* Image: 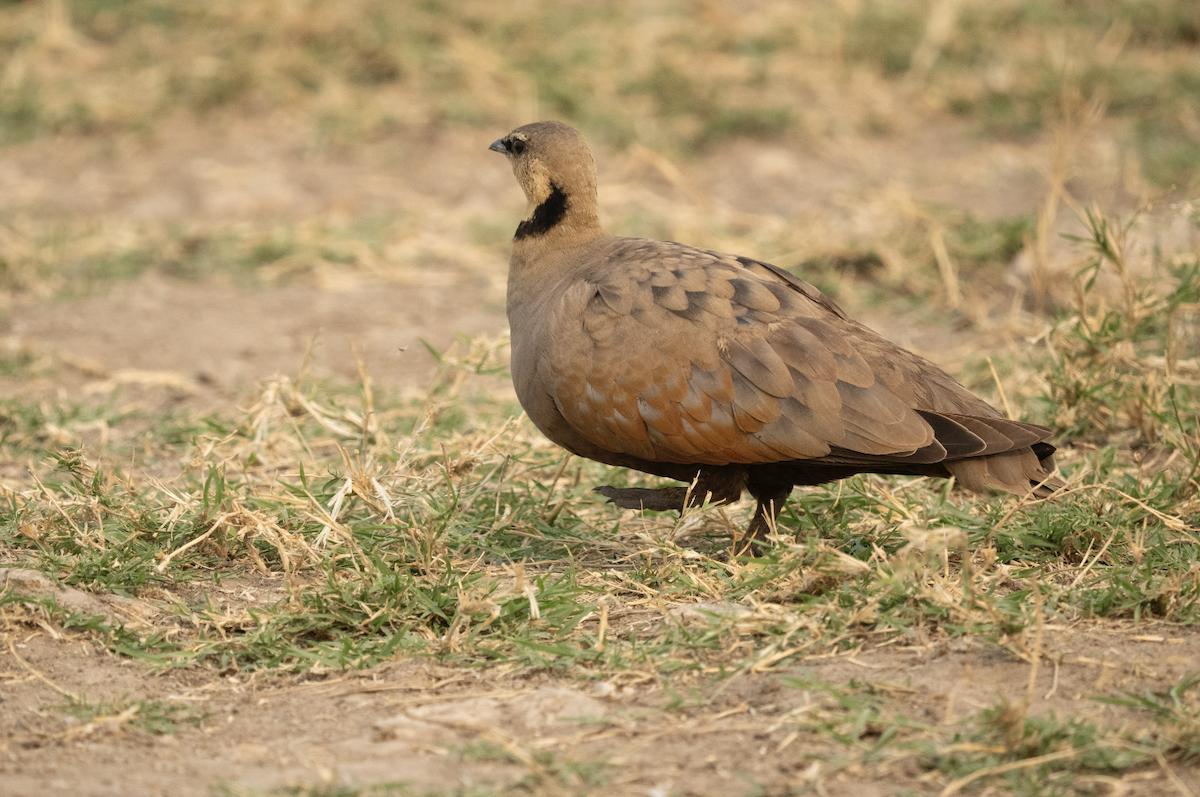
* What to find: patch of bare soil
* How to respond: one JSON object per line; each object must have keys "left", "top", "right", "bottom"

{"left": 0, "top": 117, "right": 515, "bottom": 225}
{"left": 2, "top": 272, "right": 505, "bottom": 411}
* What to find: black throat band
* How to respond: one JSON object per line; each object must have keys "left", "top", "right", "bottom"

{"left": 515, "top": 183, "right": 568, "bottom": 239}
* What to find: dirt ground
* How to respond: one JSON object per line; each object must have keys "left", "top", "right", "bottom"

{"left": 2, "top": 115, "right": 1197, "bottom": 795}
{"left": 4, "top": 567, "right": 1200, "bottom": 797}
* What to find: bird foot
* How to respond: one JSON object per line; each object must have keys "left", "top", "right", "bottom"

{"left": 594, "top": 486, "right": 689, "bottom": 512}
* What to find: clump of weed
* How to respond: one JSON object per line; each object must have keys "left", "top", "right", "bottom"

{"left": 1040, "top": 207, "right": 1200, "bottom": 459}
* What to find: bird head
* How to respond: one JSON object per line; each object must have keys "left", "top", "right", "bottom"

{"left": 489, "top": 121, "right": 601, "bottom": 241}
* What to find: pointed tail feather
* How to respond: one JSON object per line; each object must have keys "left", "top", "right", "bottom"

{"left": 944, "top": 447, "right": 1063, "bottom": 498}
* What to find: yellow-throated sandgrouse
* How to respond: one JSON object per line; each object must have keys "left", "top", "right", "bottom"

{"left": 490, "top": 121, "right": 1061, "bottom": 553}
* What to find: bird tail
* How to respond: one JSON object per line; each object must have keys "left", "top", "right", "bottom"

{"left": 943, "top": 446, "right": 1064, "bottom": 498}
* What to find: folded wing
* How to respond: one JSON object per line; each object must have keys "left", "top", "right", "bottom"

{"left": 543, "top": 239, "right": 1056, "bottom": 492}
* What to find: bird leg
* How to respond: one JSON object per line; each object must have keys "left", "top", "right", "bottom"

{"left": 734, "top": 484, "right": 793, "bottom": 556}
{"left": 593, "top": 485, "right": 690, "bottom": 511}
{"left": 595, "top": 470, "right": 746, "bottom": 512}
{"left": 597, "top": 472, "right": 791, "bottom": 555}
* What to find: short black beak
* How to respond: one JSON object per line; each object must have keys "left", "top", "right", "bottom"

{"left": 488, "top": 138, "right": 507, "bottom": 154}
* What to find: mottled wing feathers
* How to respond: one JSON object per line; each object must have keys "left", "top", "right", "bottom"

{"left": 543, "top": 238, "right": 1050, "bottom": 475}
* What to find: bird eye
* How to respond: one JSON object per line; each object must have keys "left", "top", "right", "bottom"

{"left": 510, "top": 139, "right": 526, "bottom": 155}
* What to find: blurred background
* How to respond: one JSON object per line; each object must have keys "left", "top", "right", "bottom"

{"left": 0, "top": 0, "right": 1197, "bottom": 405}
